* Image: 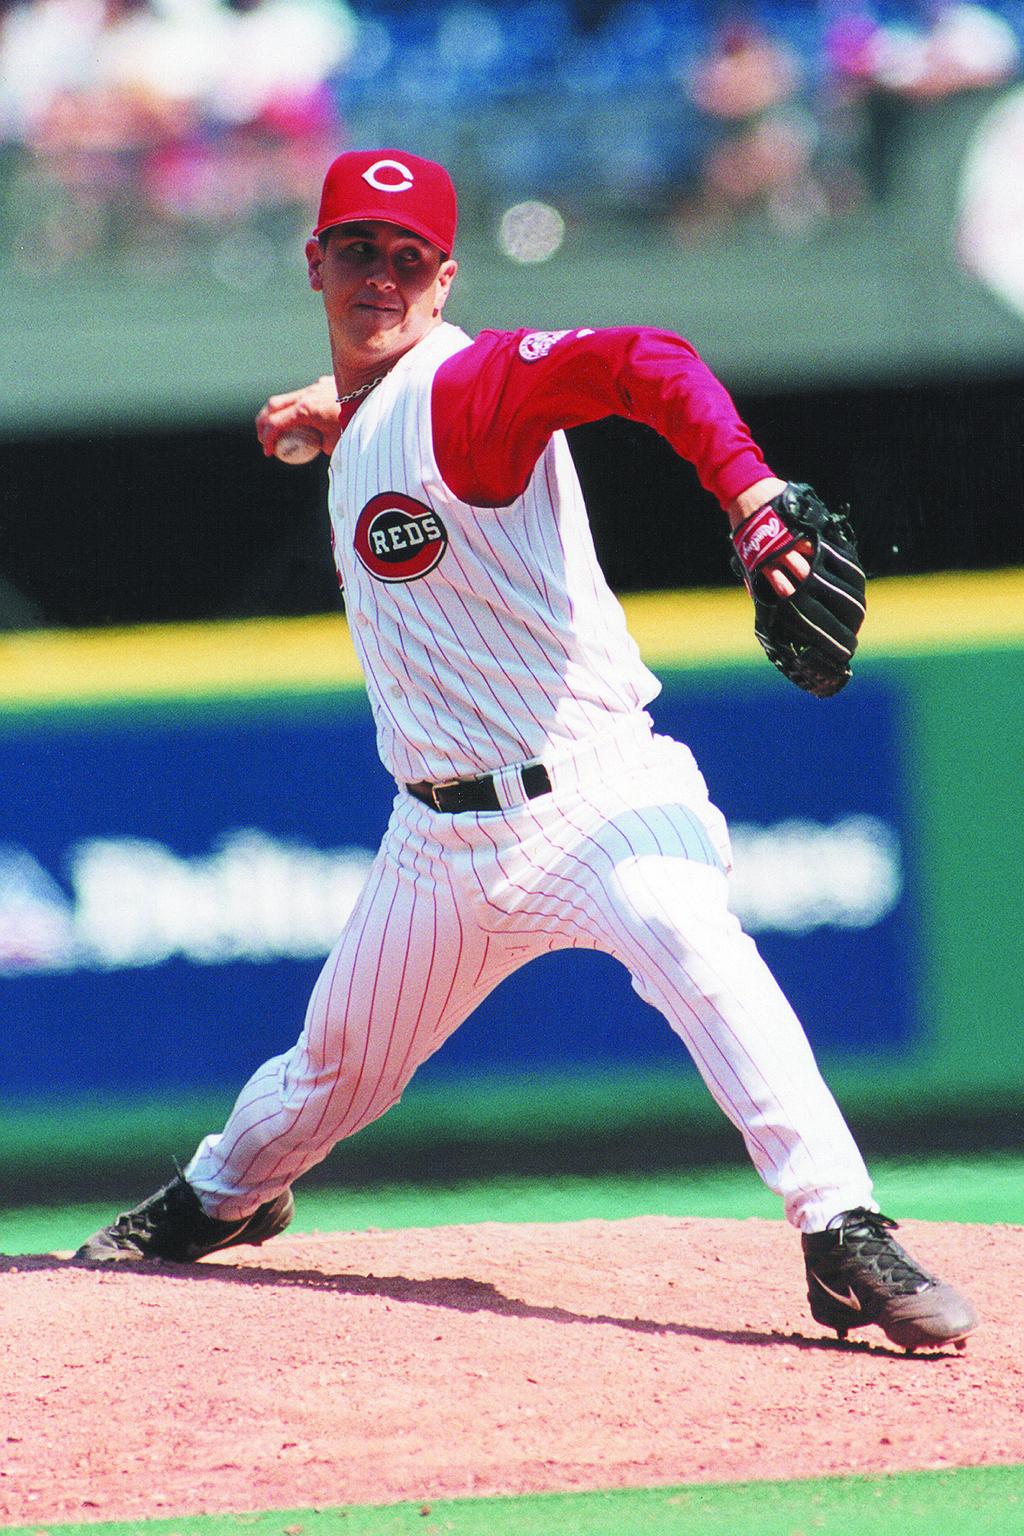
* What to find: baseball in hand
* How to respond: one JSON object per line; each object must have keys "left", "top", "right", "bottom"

{"left": 274, "top": 425, "right": 322, "bottom": 465}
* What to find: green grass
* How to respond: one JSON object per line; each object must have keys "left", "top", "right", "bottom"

{"left": 8, "top": 1152, "right": 1022, "bottom": 1257}
{"left": 5, "top": 1465, "right": 1024, "bottom": 1536}
{"left": 5, "top": 1065, "right": 1020, "bottom": 1179}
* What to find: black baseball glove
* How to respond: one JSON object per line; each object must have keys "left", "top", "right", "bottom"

{"left": 730, "top": 483, "right": 866, "bottom": 697}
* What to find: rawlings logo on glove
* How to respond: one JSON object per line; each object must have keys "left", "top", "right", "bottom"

{"left": 731, "top": 483, "right": 866, "bottom": 698}
{"left": 733, "top": 509, "right": 790, "bottom": 565}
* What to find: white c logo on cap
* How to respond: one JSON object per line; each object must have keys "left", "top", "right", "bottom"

{"left": 362, "top": 159, "right": 414, "bottom": 193}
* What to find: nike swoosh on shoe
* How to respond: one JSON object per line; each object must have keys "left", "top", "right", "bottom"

{"left": 811, "top": 1273, "right": 863, "bottom": 1311}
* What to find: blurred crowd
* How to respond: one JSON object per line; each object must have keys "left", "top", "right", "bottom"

{"left": 0, "top": 0, "right": 357, "bottom": 268}
{"left": 685, "top": 0, "right": 1020, "bottom": 235}
{"left": 1, "top": 0, "right": 1021, "bottom": 272}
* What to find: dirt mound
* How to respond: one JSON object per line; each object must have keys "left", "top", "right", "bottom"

{"left": 2, "top": 1216, "right": 1020, "bottom": 1526}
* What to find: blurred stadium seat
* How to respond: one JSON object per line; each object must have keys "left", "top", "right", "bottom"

{"left": 1, "top": 0, "right": 1022, "bottom": 628}
{"left": 3, "top": 0, "right": 1021, "bottom": 264}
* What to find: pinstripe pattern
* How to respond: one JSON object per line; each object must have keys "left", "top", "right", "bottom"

{"left": 185, "top": 325, "right": 874, "bottom": 1235}
{"left": 327, "top": 324, "right": 659, "bottom": 784}
{"left": 188, "top": 718, "right": 873, "bottom": 1231}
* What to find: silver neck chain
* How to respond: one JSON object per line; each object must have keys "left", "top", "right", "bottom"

{"left": 337, "top": 371, "right": 390, "bottom": 405}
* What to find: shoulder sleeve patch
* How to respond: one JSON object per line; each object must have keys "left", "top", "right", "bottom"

{"left": 518, "top": 328, "right": 595, "bottom": 362}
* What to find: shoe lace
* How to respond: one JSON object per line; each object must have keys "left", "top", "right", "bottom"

{"left": 829, "top": 1208, "right": 932, "bottom": 1291}
{"left": 828, "top": 1207, "right": 897, "bottom": 1239}
{"left": 111, "top": 1171, "right": 187, "bottom": 1240}
{"left": 112, "top": 1193, "right": 171, "bottom": 1238}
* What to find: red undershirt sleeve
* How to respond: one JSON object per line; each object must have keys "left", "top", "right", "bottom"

{"left": 430, "top": 327, "right": 774, "bottom": 510}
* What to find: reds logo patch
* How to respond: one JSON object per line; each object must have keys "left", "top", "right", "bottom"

{"left": 354, "top": 492, "right": 448, "bottom": 583}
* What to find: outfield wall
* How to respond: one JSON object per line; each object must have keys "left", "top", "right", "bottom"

{"left": 2, "top": 571, "right": 1021, "bottom": 1157}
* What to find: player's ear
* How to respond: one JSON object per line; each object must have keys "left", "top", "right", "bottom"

{"left": 306, "top": 237, "right": 325, "bottom": 292}
{"left": 434, "top": 258, "right": 457, "bottom": 314}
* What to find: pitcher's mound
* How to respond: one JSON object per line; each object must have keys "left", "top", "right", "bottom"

{"left": 1, "top": 1216, "right": 1018, "bottom": 1525}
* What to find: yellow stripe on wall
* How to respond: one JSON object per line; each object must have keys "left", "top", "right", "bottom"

{"left": 0, "top": 614, "right": 364, "bottom": 710}
{"left": 627, "top": 566, "right": 1024, "bottom": 667}
{"left": 1, "top": 567, "right": 1021, "bottom": 711}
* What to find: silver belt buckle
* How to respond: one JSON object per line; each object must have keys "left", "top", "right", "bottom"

{"left": 430, "top": 777, "right": 461, "bottom": 811}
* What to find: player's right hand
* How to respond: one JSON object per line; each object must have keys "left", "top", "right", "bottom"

{"left": 256, "top": 376, "right": 342, "bottom": 458}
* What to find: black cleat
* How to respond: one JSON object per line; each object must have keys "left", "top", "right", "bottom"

{"left": 802, "top": 1208, "right": 979, "bottom": 1352}
{"left": 73, "top": 1172, "right": 294, "bottom": 1264}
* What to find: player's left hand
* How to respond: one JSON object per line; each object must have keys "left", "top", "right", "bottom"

{"left": 730, "top": 482, "right": 867, "bottom": 697}
{"left": 761, "top": 540, "right": 812, "bottom": 598}
{"left": 256, "top": 376, "right": 342, "bottom": 458}
{"left": 727, "top": 477, "right": 811, "bottom": 597}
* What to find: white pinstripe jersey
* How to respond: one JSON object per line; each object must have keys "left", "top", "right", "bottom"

{"left": 327, "top": 322, "right": 661, "bottom": 784}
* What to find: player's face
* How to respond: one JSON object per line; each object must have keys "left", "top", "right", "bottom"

{"left": 306, "top": 222, "right": 457, "bottom": 371}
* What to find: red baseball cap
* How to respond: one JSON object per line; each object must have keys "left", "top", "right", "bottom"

{"left": 314, "top": 149, "right": 458, "bottom": 255}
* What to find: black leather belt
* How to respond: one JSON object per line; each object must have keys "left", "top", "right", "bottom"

{"left": 407, "top": 761, "right": 552, "bottom": 814}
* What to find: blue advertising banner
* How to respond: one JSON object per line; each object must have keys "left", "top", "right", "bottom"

{"left": 1, "top": 672, "right": 915, "bottom": 1097}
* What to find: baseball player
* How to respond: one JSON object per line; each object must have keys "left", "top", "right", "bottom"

{"left": 77, "top": 149, "right": 978, "bottom": 1353}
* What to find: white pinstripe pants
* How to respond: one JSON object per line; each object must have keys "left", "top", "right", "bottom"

{"left": 187, "top": 716, "right": 874, "bottom": 1232}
